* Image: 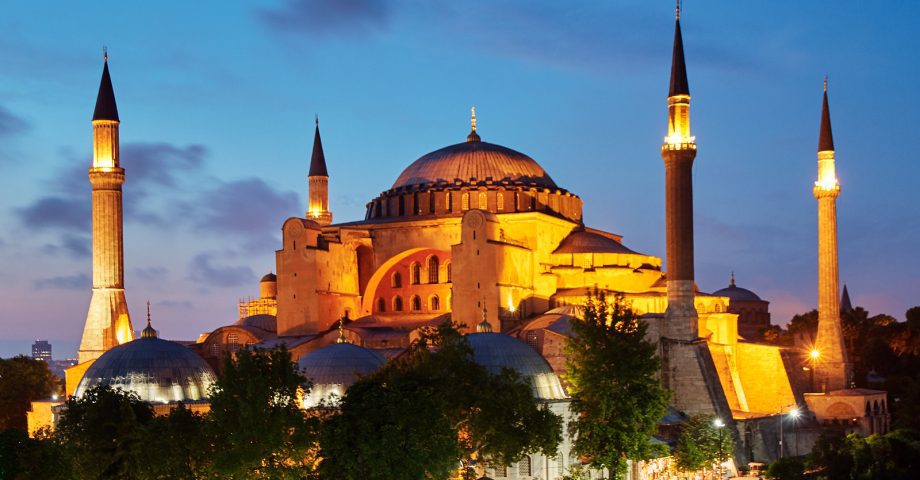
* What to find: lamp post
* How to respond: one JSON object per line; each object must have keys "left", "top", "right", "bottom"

{"left": 778, "top": 407, "right": 801, "bottom": 459}
{"left": 714, "top": 418, "right": 725, "bottom": 479}
{"left": 789, "top": 408, "right": 800, "bottom": 456}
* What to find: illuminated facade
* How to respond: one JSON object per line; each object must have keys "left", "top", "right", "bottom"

{"left": 77, "top": 54, "right": 134, "bottom": 365}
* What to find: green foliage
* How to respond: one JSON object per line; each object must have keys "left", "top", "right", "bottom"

{"left": 135, "top": 404, "right": 212, "bottom": 480}
{"left": 802, "top": 429, "right": 920, "bottom": 480}
{"left": 673, "top": 414, "right": 733, "bottom": 472}
{"left": 55, "top": 385, "right": 155, "bottom": 479}
{"left": 0, "top": 355, "right": 60, "bottom": 431}
{"left": 207, "top": 346, "right": 317, "bottom": 479}
{"left": 0, "top": 428, "right": 68, "bottom": 480}
{"left": 765, "top": 455, "right": 805, "bottom": 480}
{"left": 563, "top": 292, "right": 670, "bottom": 478}
{"left": 319, "top": 322, "right": 562, "bottom": 480}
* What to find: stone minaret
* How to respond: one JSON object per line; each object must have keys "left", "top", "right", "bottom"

{"left": 812, "top": 79, "right": 850, "bottom": 391}
{"left": 661, "top": 8, "right": 698, "bottom": 340}
{"left": 306, "top": 116, "right": 332, "bottom": 225}
{"left": 78, "top": 53, "right": 134, "bottom": 364}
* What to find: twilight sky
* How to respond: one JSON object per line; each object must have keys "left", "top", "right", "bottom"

{"left": 0, "top": 1, "right": 917, "bottom": 358}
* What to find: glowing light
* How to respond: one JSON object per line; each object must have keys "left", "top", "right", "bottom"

{"left": 713, "top": 418, "right": 725, "bottom": 428}
{"left": 814, "top": 177, "right": 838, "bottom": 190}
{"left": 664, "top": 132, "right": 696, "bottom": 146}
{"left": 507, "top": 297, "right": 516, "bottom": 313}
{"left": 810, "top": 349, "right": 820, "bottom": 360}
{"left": 115, "top": 313, "right": 134, "bottom": 345}
{"left": 788, "top": 407, "right": 800, "bottom": 419}
{"left": 51, "top": 394, "right": 59, "bottom": 401}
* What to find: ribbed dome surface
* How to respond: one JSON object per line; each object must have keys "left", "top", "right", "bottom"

{"left": 392, "top": 141, "right": 557, "bottom": 189}
{"left": 75, "top": 338, "right": 216, "bottom": 403}
{"left": 298, "top": 342, "right": 386, "bottom": 407}
{"left": 467, "top": 333, "right": 566, "bottom": 401}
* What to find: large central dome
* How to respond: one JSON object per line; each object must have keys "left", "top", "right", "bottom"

{"left": 392, "top": 139, "right": 557, "bottom": 190}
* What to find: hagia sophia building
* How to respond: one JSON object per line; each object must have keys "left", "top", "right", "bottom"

{"left": 26, "top": 8, "right": 890, "bottom": 479}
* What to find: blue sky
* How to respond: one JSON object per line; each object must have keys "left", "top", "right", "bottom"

{"left": 0, "top": 0, "right": 917, "bottom": 358}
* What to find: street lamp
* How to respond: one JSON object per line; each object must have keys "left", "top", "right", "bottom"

{"left": 778, "top": 407, "right": 801, "bottom": 459}
{"left": 714, "top": 418, "right": 725, "bottom": 479}
{"left": 789, "top": 408, "right": 801, "bottom": 456}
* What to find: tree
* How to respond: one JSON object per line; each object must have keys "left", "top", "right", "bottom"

{"left": 805, "top": 429, "right": 920, "bottom": 480}
{"left": 135, "top": 403, "right": 212, "bottom": 480}
{"left": 0, "top": 428, "right": 69, "bottom": 480}
{"left": 319, "top": 322, "right": 562, "bottom": 480}
{"left": 673, "top": 414, "right": 733, "bottom": 473}
{"left": 0, "top": 355, "right": 60, "bottom": 430}
{"left": 55, "top": 385, "right": 155, "bottom": 480}
{"left": 765, "top": 455, "right": 805, "bottom": 480}
{"left": 563, "top": 292, "right": 670, "bottom": 478}
{"left": 207, "top": 346, "right": 318, "bottom": 479}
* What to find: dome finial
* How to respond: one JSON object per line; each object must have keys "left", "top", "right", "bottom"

{"left": 336, "top": 315, "right": 347, "bottom": 344}
{"left": 676, "top": 0, "right": 680, "bottom": 20}
{"left": 103, "top": 45, "right": 108, "bottom": 62}
{"left": 467, "top": 105, "right": 481, "bottom": 142}
{"left": 141, "top": 301, "right": 157, "bottom": 339}
{"left": 477, "top": 305, "right": 492, "bottom": 333}
{"left": 824, "top": 75, "right": 828, "bottom": 93}
{"left": 730, "top": 271, "right": 735, "bottom": 287}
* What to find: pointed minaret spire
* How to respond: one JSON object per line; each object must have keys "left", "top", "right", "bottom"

{"left": 93, "top": 50, "right": 119, "bottom": 122}
{"left": 840, "top": 284, "right": 853, "bottom": 314}
{"left": 819, "top": 76, "right": 834, "bottom": 152}
{"left": 306, "top": 115, "right": 332, "bottom": 225}
{"left": 730, "top": 271, "right": 736, "bottom": 287}
{"left": 669, "top": 8, "right": 690, "bottom": 98}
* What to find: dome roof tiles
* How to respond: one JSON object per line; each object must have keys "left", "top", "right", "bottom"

{"left": 467, "top": 332, "right": 566, "bottom": 401}
{"left": 392, "top": 140, "right": 557, "bottom": 190}
{"left": 298, "top": 342, "right": 386, "bottom": 408}
{"left": 75, "top": 337, "right": 216, "bottom": 403}
{"left": 712, "top": 285, "right": 763, "bottom": 302}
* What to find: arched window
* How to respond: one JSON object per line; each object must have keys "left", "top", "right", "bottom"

{"left": 411, "top": 295, "right": 422, "bottom": 311}
{"left": 428, "top": 256, "right": 439, "bottom": 284}
{"left": 429, "top": 192, "right": 436, "bottom": 213}
{"left": 478, "top": 191, "right": 487, "bottom": 210}
{"left": 391, "top": 271, "right": 402, "bottom": 288}
{"left": 209, "top": 343, "right": 220, "bottom": 357}
{"left": 715, "top": 303, "right": 723, "bottom": 313}
{"left": 461, "top": 192, "right": 470, "bottom": 210}
{"left": 447, "top": 191, "right": 453, "bottom": 212}
{"left": 494, "top": 465, "right": 507, "bottom": 478}
{"left": 518, "top": 456, "right": 532, "bottom": 477}
{"left": 377, "top": 298, "right": 386, "bottom": 313}
{"left": 398, "top": 195, "right": 405, "bottom": 216}
{"left": 411, "top": 263, "right": 421, "bottom": 285}
{"left": 430, "top": 295, "right": 440, "bottom": 311}
{"left": 394, "top": 296, "right": 403, "bottom": 312}
{"left": 413, "top": 192, "right": 420, "bottom": 214}
{"left": 446, "top": 262, "right": 452, "bottom": 283}
{"left": 227, "top": 333, "right": 240, "bottom": 353}
{"left": 497, "top": 192, "right": 504, "bottom": 210}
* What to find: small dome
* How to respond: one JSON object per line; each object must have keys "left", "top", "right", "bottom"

{"left": 234, "top": 314, "right": 277, "bottom": 332}
{"left": 553, "top": 228, "right": 639, "bottom": 255}
{"left": 260, "top": 272, "right": 277, "bottom": 283}
{"left": 467, "top": 333, "right": 566, "bottom": 401}
{"left": 712, "top": 285, "right": 762, "bottom": 302}
{"left": 75, "top": 337, "right": 216, "bottom": 403}
{"left": 392, "top": 140, "right": 557, "bottom": 190}
{"left": 298, "top": 342, "right": 386, "bottom": 408}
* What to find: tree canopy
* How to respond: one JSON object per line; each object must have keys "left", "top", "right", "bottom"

{"left": 319, "top": 322, "right": 562, "bottom": 480}
{"left": 0, "top": 355, "right": 60, "bottom": 431}
{"left": 672, "top": 414, "right": 733, "bottom": 473}
{"left": 563, "top": 292, "right": 670, "bottom": 478}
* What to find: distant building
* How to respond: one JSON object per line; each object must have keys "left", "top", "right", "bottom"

{"left": 31, "top": 340, "right": 52, "bottom": 362}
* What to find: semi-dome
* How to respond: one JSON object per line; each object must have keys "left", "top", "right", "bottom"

{"left": 467, "top": 332, "right": 566, "bottom": 401}
{"left": 393, "top": 140, "right": 557, "bottom": 190}
{"left": 75, "top": 326, "right": 216, "bottom": 404}
{"left": 553, "top": 228, "right": 639, "bottom": 255}
{"left": 298, "top": 342, "right": 386, "bottom": 408}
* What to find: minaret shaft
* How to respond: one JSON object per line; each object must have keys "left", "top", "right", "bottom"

{"left": 78, "top": 62, "right": 133, "bottom": 364}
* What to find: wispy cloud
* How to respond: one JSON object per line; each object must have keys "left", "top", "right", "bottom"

{"left": 133, "top": 266, "right": 168, "bottom": 282}
{"left": 16, "top": 197, "right": 90, "bottom": 233}
{"left": 257, "top": 0, "right": 391, "bottom": 37}
{"left": 0, "top": 105, "right": 28, "bottom": 138}
{"left": 34, "top": 272, "right": 90, "bottom": 290}
{"left": 188, "top": 253, "right": 255, "bottom": 288}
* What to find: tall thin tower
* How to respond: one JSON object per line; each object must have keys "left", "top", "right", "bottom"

{"left": 78, "top": 53, "right": 134, "bottom": 364}
{"left": 306, "top": 116, "right": 332, "bottom": 225}
{"left": 812, "top": 79, "right": 849, "bottom": 391}
{"left": 661, "top": 5, "right": 698, "bottom": 340}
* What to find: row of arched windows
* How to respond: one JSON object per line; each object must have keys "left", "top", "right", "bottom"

{"left": 390, "top": 257, "right": 451, "bottom": 287}
{"left": 490, "top": 455, "right": 532, "bottom": 477}
{"left": 377, "top": 294, "right": 444, "bottom": 313}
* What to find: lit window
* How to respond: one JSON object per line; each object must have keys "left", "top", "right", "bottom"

{"left": 430, "top": 295, "right": 440, "bottom": 311}
{"left": 478, "top": 191, "right": 487, "bottom": 210}
{"left": 411, "top": 295, "right": 421, "bottom": 311}
{"left": 462, "top": 192, "right": 470, "bottom": 211}
{"left": 497, "top": 192, "right": 504, "bottom": 210}
{"left": 227, "top": 333, "right": 239, "bottom": 353}
{"left": 428, "top": 256, "right": 439, "bottom": 284}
